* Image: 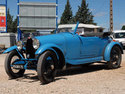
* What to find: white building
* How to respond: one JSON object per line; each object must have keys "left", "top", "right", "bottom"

{"left": 58, "top": 23, "right": 104, "bottom": 33}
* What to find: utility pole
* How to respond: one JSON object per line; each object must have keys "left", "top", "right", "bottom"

{"left": 110, "top": 0, "right": 113, "bottom": 32}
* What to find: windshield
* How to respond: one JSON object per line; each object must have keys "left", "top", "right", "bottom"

{"left": 22, "top": 32, "right": 40, "bottom": 39}
{"left": 114, "top": 32, "right": 125, "bottom": 38}
{"left": 57, "top": 28, "right": 83, "bottom": 34}
{"left": 57, "top": 28, "right": 73, "bottom": 33}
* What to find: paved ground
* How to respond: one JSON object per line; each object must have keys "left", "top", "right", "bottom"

{"left": 0, "top": 51, "right": 125, "bottom": 94}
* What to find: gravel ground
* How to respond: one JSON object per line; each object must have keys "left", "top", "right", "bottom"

{"left": 0, "top": 51, "right": 125, "bottom": 94}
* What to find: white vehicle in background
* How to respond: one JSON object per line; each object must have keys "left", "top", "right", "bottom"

{"left": 112, "top": 30, "right": 125, "bottom": 47}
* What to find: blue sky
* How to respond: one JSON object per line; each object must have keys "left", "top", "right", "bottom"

{"left": 0, "top": 0, "right": 125, "bottom": 31}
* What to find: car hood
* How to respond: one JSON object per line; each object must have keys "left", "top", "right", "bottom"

{"left": 35, "top": 32, "right": 71, "bottom": 46}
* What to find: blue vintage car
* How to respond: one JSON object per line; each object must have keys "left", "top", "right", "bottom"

{"left": 3, "top": 23, "right": 123, "bottom": 84}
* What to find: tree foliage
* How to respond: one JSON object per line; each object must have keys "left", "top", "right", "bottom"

{"left": 75, "top": 0, "right": 94, "bottom": 24}
{"left": 12, "top": 17, "right": 17, "bottom": 33}
{"left": 121, "top": 25, "right": 125, "bottom": 30}
{"left": 7, "top": 9, "right": 17, "bottom": 33}
{"left": 60, "top": 0, "right": 95, "bottom": 24}
{"left": 60, "top": 0, "right": 73, "bottom": 24}
{"left": 7, "top": 9, "right": 13, "bottom": 32}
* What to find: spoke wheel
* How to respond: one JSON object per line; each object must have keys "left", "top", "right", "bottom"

{"left": 5, "top": 50, "right": 25, "bottom": 79}
{"left": 43, "top": 56, "right": 55, "bottom": 81}
{"left": 37, "top": 51, "right": 58, "bottom": 84}
{"left": 10, "top": 56, "right": 20, "bottom": 73}
{"left": 107, "top": 46, "right": 122, "bottom": 69}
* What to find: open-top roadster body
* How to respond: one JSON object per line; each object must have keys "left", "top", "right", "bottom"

{"left": 3, "top": 23, "right": 123, "bottom": 84}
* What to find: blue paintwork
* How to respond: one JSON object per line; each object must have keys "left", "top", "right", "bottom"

{"left": 35, "top": 45, "right": 60, "bottom": 60}
{"left": 12, "top": 58, "right": 37, "bottom": 70}
{"left": 3, "top": 46, "right": 17, "bottom": 54}
{"left": 16, "top": 49, "right": 25, "bottom": 59}
{"left": 14, "top": 61, "right": 25, "bottom": 65}
{"left": 104, "top": 41, "right": 123, "bottom": 61}
{"left": 0, "top": 4, "right": 6, "bottom": 6}
{"left": 47, "top": 56, "right": 52, "bottom": 60}
{"left": 3, "top": 46, "right": 26, "bottom": 55}
{"left": 24, "top": 62, "right": 28, "bottom": 70}
{"left": 74, "top": 22, "right": 79, "bottom": 34}
{"left": 35, "top": 31, "right": 123, "bottom": 65}
{"left": 4, "top": 23, "right": 124, "bottom": 69}
{"left": 4, "top": 32, "right": 123, "bottom": 66}
{"left": 35, "top": 43, "right": 64, "bottom": 55}
{"left": 79, "top": 36, "right": 110, "bottom": 58}
{"left": 66, "top": 56, "right": 103, "bottom": 65}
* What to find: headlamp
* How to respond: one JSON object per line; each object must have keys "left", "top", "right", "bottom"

{"left": 33, "top": 39, "right": 40, "bottom": 49}
{"left": 17, "top": 41, "right": 23, "bottom": 50}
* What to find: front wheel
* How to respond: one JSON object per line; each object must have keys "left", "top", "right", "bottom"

{"left": 5, "top": 50, "right": 25, "bottom": 79}
{"left": 107, "top": 46, "right": 122, "bottom": 69}
{"left": 37, "top": 51, "right": 58, "bottom": 84}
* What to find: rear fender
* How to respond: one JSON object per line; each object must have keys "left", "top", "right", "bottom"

{"left": 104, "top": 41, "right": 123, "bottom": 61}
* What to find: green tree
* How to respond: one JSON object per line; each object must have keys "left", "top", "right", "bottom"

{"left": 7, "top": 9, "right": 13, "bottom": 32}
{"left": 60, "top": 0, "right": 73, "bottom": 24}
{"left": 75, "top": 0, "right": 94, "bottom": 24}
{"left": 121, "top": 25, "right": 125, "bottom": 30}
{"left": 12, "top": 17, "right": 17, "bottom": 33}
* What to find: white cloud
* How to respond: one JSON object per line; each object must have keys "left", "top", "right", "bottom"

{"left": 120, "top": 23, "right": 125, "bottom": 26}
{"left": 94, "top": 12, "right": 107, "bottom": 17}
{"left": 90, "top": 9, "right": 96, "bottom": 12}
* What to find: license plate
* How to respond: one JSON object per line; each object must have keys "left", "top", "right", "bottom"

{"left": 13, "top": 65, "right": 24, "bottom": 69}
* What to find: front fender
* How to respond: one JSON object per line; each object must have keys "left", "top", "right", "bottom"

{"left": 104, "top": 41, "right": 123, "bottom": 61}
{"left": 3, "top": 46, "right": 17, "bottom": 54}
{"left": 35, "top": 44, "right": 64, "bottom": 55}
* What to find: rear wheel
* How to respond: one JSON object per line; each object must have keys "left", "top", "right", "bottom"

{"left": 5, "top": 50, "right": 25, "bottom": 79}
{"left": 37, "top": 51, "right": 58, "bottom": 84}
{"left": 107, "top": 46, "right": 122, "bottom": 69}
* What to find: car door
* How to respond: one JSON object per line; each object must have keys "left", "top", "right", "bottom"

{"left": 64, "top": 33, "right": 81, "bottom": 59}
{"left": 79, "top": 36, "right": 109, "bottom": 59}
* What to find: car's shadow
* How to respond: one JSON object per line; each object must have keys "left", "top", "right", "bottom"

{"left": 15, "top": 73, "right": 39, "bottom": 83}
{"left": 56, "top": 63, "right": 108, "bottom": 77}
{"left": 15, "top": 63, "right": 110, "bottom": 83}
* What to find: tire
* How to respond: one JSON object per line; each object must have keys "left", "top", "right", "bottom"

{"left": 37, "top": 51, "right": 58, "bottom": 84}
{"left": 5, "top": 50, "right": 25, "bottom": 79}
{"left": 107, "top": 46, "right": 122, "bottom": 69}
